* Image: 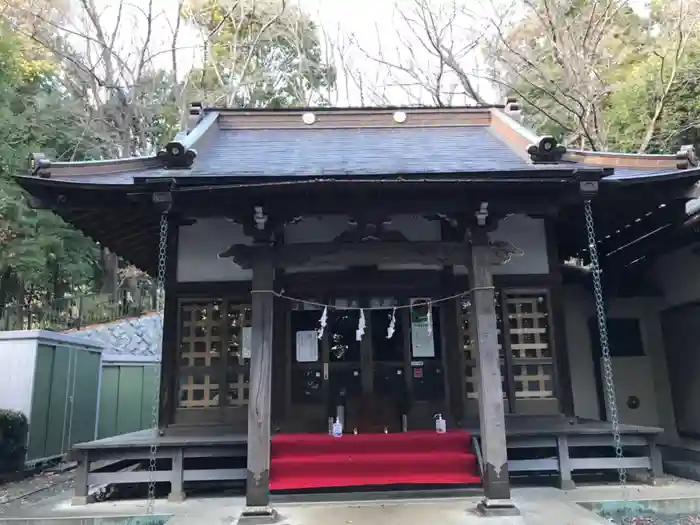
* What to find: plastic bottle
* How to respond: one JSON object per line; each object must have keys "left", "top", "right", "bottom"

{"left": 332, "top": 417, "right": 343, "bottom": 437}
{"left": 435, "top": 413, "right": 446, "bottom": 433}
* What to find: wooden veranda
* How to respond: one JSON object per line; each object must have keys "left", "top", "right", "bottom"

{"left": 69, "top": 415, "right": 663, "bottom": 503}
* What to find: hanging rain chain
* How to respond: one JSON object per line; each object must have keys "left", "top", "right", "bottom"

{"left": 147, "top": 212, "right": 168, "bottom": 515}
{"left": 584, "top": 201, "right": 630, "bottom": 522}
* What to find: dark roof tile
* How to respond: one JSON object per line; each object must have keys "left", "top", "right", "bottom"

{"left": 190, "top": 126, "right": 534, "bottom": 176}
{"left": 73, "top": 313, "right": 162, "bottom": 357}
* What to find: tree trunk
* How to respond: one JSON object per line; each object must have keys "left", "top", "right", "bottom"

{"left": 100, "top": 249, "right": 120, "bottom": 299}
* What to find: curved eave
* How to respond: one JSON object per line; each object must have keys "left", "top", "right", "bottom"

{"left": 14, "top": 175, "right": 169, "bottom": 274}
{"left": 14, "top": 174, "right": 172, "bottom": 194}
{"left": 16, "top": 166, "right": 603, "bottom": 194}
{"left": 601, "top": 166, "right": 700, "bottom": 186}
{"left": 14, "top": 166, "right": 603, "bottom": 276}
{"left": 558, "top": 167, "right": 700, "bottom": 272}
{"left": 139, "top": 166, "right": 605, "bottom": 188}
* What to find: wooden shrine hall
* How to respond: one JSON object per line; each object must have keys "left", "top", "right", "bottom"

{"left": 16, "top": 102, "right": 700, "bottom": 515}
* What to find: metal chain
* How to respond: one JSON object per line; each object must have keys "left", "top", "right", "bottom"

{"left": 146, "top": 212, "right": 168, "bottom": 515}
{"left": 584, "top": 201, "right": 630, "bottom": 522}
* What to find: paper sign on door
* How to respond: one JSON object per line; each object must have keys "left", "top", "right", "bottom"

{"left": 296, "top": 330, "right": 320, "bottom": 363}
{"left": 410, "top": 298, "right": 435, "bottom": 358}
{"left": 242, "top": 326, "right": 252, "bottom": 358}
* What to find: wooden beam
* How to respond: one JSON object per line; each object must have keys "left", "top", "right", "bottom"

{"left": 467, "top": 235, "right": 518, "bottom": 515}
{"left": 176, "top": 191, "right": 568, "bottom": 221}
{"left": 221, "top": 240, "right": 521, "bottom": 270}
{"left": 281, "top": 268, "right": 455, "bottom": 295}
{"left": 245, "top": 252, "right": 276, "bottom": 511}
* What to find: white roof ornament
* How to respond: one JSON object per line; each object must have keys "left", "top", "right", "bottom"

{"left": 393, "top": 111, "right": 407, "bottom": 123}
{"left": 302, "top": 112, "right": 316, "bottom": 125}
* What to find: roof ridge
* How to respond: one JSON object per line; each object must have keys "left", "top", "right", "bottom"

{"left": 202, "top": 104, "right": 504, "bottom": 113}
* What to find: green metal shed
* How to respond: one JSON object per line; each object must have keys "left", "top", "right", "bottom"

{"left": 98, "top": 355, "right": 160, "bottom": 439}
{"left": 0, "top": 330, "right": 103, "bottom": 464}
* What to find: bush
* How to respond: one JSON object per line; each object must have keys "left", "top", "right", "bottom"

{"left": 0, "top": 409, "right": 28, "bottom": 473}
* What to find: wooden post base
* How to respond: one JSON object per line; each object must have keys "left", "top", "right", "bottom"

{"left": 558, "top": 479, "right": 576, "bottom": 491}
{"left": 237, "top": 507, "right": 284, "bottom": 525}
{"left": 476, "top": 498, "right": 520, "bottom": 517}
{"left": 167, "top": 490, "right": 186, "bottom": 503}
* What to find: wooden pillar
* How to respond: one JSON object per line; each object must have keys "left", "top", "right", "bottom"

{"left": 271, "top": 287, "right": 288, "bottom": 430}
{"left": 159, "top": 216, "right": 179, "bottom": 430}
{"left": 442, "top": 269, "right": 466, "bottom": 426}
{"left": 467, "top": 239, "right": 518, "bottom": 515}
{"left": 71, "top": 450, "right": 90, "bottom": 505}
{"left": 245, "top": 254, "right": 276, "bottom": 512}
{"left": 546, "top": 219, "right": 575, "bottom": 417}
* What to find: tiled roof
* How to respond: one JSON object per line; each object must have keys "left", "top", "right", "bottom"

{"left": 20, "top": 106, "right": 699, "bottom": 185}
{"left": 72, "top": 313, "right": 162, "bottom": 358}
{"left": 189, "top": 126, "right": 536, "bottom": 177}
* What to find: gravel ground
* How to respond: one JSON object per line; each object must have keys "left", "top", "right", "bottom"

{"left": 0, "top": 464, "right": 76, "bottom": 516}
{"left": 603, "top": 512, "right": 700, "bottom": 524}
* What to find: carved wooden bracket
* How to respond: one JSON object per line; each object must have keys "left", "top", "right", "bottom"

{"left": 489, "top": 240, "right": 524, "bottom": 265}
{"left": 334, "top": 216, "right": 408, "bottom": 243}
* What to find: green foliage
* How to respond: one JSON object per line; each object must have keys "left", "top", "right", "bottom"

{"left": 496, "top": 0, "right": 700, "bottom": 152}
{"left": 0, "top": 24, "right": 101, "bottom": 306}
{"left": 605, "top": 48, "right": 700, "bottom": 153}
{"left": 184, "top": 0, "right": 335, "bottom": 107}
{"left": 0, "top": 0, "right": 336, "bottom": 314}
{"left": 132, "top": 71, "right": 184, "bottom": 151}
{"left": 0, "top": 409, "right": 28, "bottom": 473}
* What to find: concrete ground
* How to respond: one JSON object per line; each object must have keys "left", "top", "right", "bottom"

{"left": 2, "top": 478, "right": 700, "bottom": 524}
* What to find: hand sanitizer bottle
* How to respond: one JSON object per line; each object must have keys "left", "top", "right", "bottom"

{"left": 332, "top": 417, "right": 343, "bottom": 437}
{"left": 435, "top": 414, "right": 446, "bottom": 433}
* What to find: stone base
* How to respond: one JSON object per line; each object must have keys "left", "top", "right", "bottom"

{"left": 70, "top": 492, "right": 98, "bottom": 506}
{"left": 168, "top": 491, "right": 186, "bottom": 503}
{"left": 476, "top": 498, "right": 520, "bottom": 517}
{"left": 558, "top": 479, "right": 576, "bottom": 491}
{"left": 653, "top": 475, "right": 675, "bottom": 486}
{"left": 237, "top": 507, "right": 284, "bottom": 525}
{"left": 628, "top": 470, "right": 672, "bottom": 486}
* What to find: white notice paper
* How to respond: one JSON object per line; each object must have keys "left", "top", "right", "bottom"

{"left": 242, "top": 326, "right": 252, "bottom": 359}
{"left": 411, "top": 299, "right": 435, "bottom": 358}
{"left": 296, "top": 330, "right": 320, "bottom": 363}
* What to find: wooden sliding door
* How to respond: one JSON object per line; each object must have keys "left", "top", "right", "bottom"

{"left": 175, "top": 298, "right": 252, "bottom": 429}
{"left": 461, "top": 288, "right": 558, "bottom": 416}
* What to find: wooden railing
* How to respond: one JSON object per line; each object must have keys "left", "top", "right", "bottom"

{"left": 0, "top": 288, "right": 157, "bottom": 332}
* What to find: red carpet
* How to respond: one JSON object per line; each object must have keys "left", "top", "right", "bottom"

{"left": 269, "top": 430, "right": 481, "bottom": 491}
